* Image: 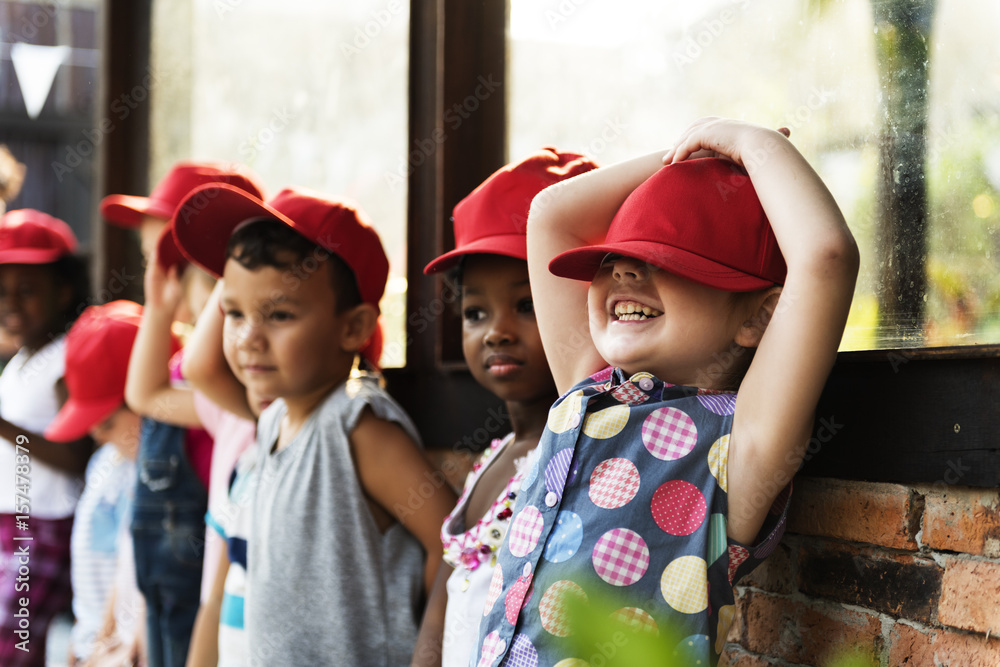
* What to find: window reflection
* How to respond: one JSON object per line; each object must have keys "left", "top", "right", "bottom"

{"left": 151, "top": 0, "right": 409, "bottom": 366}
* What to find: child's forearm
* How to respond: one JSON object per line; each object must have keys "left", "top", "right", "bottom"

{"left": 734, "top": 127, "right": 859, "bottom": 276}
{"left": 526, "top": 151, "right": 667, "bottom": 392}
{"left": 124, "top": 303, "right": 199, "bottom": 426}
{"left": 529, "top": 150, "right": 665, "bottom": 246}
{"left": 181, "top": 282, "right": 253, "bottom": 421}
{"left": 1, "top": 421, "right": 91, "bottom": 474}
{"left": 410, "top": 563, "right": 451, "bottom": 667}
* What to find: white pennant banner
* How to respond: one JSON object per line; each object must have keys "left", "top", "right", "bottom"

{"left": 11, "top": 43, "right": 70, "bottom": 119}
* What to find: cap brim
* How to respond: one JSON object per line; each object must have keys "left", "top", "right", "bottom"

{"left": 549, "top": 241, "right": 776, "bottom": 292}
{"left": 172, "top": 184, "right": 283, "bottom": 278}
{"left": 0, "top": 248, "right": 70, "bottom": 265}
{"left": 44, "top": 395, "right": 122, "bottom": 442}
{"left": 100, "top": 195, "right": 174, "bottom": 229}
{"left": 423, "top": 234, "right": 528, "bottom": 274}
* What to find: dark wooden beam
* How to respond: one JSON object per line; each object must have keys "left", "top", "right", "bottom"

{"left": 801, "top": 346, "right": 1000, "bottom": 488}
{"left": 98, "top": 0, "right": 150, "bottom": 303}
{"left": 386, "top": 0, "right": 509, "bottom": 450}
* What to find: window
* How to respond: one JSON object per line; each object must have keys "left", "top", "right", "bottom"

{"left": 0, "top": 0, "right": 101, "bottom": 246}
{"left": 149, "top": 0, "right": 410, "bottom": 366}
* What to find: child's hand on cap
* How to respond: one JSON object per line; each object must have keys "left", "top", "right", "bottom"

{"left": 144, "top": 246, "right": 184, "bottom": 315}
{"left": 663, "top": 117, "right": 792, "bottom": 166}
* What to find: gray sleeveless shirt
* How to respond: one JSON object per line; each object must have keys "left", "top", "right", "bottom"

{"left": 245, "top": 375, "right": 425, "bottom": 666}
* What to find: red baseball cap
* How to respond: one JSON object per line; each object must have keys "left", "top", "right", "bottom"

{"left": 172, "top": 185, "right": 389, "bottom": 308}
{"left": 549, "top": 158, "right": 787, "bottom": 292}
{"left": 45, "top": 301, "right": 151, "bottom": 442}
{"left": 154, "top": 222, "right": 187, "bottom": 272}
{"left": 0, "top": 209, "right": 77, "bottom": 264}
{"left": 424, "top": 148, "right": 599, "bottom": 274}
{"left": 100, "top": 161, "right": 266, "bottom": 228}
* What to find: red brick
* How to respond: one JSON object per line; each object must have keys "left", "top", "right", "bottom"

{"left": 920, "top": 487, "right": 1000, "bottom": 557}
{"left": 787, "top": 477, "right": 919, "bottom": 550}
{"left": 740, "top": 589, "right": 881, "bottom": 665}
{"left": 719, "top": 646, "right": 783, "bottom": 667}
{"left": 739, "top": 541, "right": 795, "bottom": 594}
{"left": 798, "top": 539, "right": 941, "bottom": 623}
{"left": 889, "top": 621, "right": 1000, "bottom": 666}
{"left": 938, "top": 556, "right": 1000, "bottom": 634}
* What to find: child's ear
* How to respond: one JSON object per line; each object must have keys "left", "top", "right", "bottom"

{"left": 339, "top": 303, "right": 379, "bottom": 353}
{"left": 734, "top": 286, "right": 782, "bottom": 348}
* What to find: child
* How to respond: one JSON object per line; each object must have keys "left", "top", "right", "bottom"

{"left": 0, "top": 144, "right": 25, "bottom": 215}
{"left": 171, "top": 184, "right": 459, "bottom": 665}
{"left": 472, "top": 118, "right": 860, "bottom": 666}
{"left": 107, "top": 162, "right": 263, "bottom": 667}
{"left": 0, "top": 209, "right": 92, "bottom": 667}
{"left": 412, "top": 148, "right": 597, "bottom": 667}
{"left": 100, "top": 161, "right": 264, "bottom": 269}
{"left": 44, "top": 300, "right": 149, "bottom": 665}
{"left": 132, "top": 271, "right": 268, "bottom": 666}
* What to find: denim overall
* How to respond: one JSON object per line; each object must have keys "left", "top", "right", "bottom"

{"left": 131, "top": 418, "right": 207, "bottom": 667}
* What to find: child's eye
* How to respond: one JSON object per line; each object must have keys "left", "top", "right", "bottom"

{"left": 463, "top": 307, "right": 487, "bottom": 323}
{"left": 517, "top": 298, "right": 535, "bottom": 315}
{"left": 224, "top": 309, "right": 244, "bottom": 321}
{"left": 269, "top": 311, "right": 294, "bottom": 322}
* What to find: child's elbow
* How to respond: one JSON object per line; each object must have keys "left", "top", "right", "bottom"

{"left": 809, "top": 229, "right": 860, "bottom": 282}
{"left": 123, "top": 385, "right": 145, "bottom": 416}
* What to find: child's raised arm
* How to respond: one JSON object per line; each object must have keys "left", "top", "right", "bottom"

{"left": 350, "top": 410, "right": 457, "bottom": 593}
{"left": 124, "top": 252, "right": 200, "bottom": 427}
{"left": 668, "top": 117, "right": 860, "bottom": 544}
{"left": 180, "top": 280, "right": 254, "bottom": 421}
{"left": 526, "top": 153, "right": 666, "bottom": 394}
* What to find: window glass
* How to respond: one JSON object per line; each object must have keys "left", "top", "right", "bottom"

{"left": 510, "top": 0, "right": 1000, "bottom": 350}
{"left": 0, "top": 0, "right": 101, "bottom": 245}
{"left": 151, "top": 0, "right": 409, "bottom": 366}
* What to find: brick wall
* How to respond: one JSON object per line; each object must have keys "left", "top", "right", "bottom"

{"left": 722, "top": 477, "right": 1000, "bottom": 667}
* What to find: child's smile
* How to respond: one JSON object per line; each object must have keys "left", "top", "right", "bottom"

{"left": 589, "top": 255, "right": 746, "bottom": 387}
{"left": 612, "top": 299, "right": 663, "bottom": 322}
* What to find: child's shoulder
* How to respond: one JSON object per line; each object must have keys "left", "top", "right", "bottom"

{"left": 329, "top": 372, "right": 422, "bottom": 445}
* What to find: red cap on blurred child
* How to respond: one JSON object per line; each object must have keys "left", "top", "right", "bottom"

{"left": 424, "top": 147, "right": 599, "bottom": 274}
{"left": 172, "top": 185, "right": 388, "bottom": 367}
{"left": 0, "top": 209, "right": 77, "bottom": 264}
{"left": 549, "top": 157, "right": 787, "bottom": 292}
{"left": 46, "top": 300, "right": 180, "bottom": 442}
{"left": 100, "top": 162, "right": 265, "bottom": 229}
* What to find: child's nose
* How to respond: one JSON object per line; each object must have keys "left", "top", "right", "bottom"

{"left": 233, "top": 315, "right": 265, "bottom": 350}
{"left": 612, "top": 257, "right": 650, "bottom": 283}
{"left": 483, "top": 313, "right": 516, "bottom": 346}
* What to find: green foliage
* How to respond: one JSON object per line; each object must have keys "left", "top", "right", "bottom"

{"left": 562, "top": 590, "right": 686, "bottom": 666}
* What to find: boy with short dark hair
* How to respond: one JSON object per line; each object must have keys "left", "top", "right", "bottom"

{"left": 172, "top": 185, "right": 457, "bottom": 665}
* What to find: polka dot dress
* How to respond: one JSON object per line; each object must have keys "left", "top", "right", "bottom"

{"left": 474, "top": 368, "right": 791, "bottom": 667}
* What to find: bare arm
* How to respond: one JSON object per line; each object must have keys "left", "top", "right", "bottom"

{"left": 526, "top": 152, "right": 666, "bottom": 394}
{"left": 410, "top": 562, "right": 452, "bottom": 667}
{"left": 667, "top": 118, "right": 859, "bottom": 544}
{"left": 124, "top": 255, "right": 200, "bottom": 427}
{"left": 185, "top": 545, "right": 229, "bottom": 667}
{"left": 1, "top": 392, "right": 91, "bottom": 474}
{"left": 181, "top": 281, "right": 254, "bottom": 421}
{"left": 351, "top": 410, "right": 457, "bottom": 593}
